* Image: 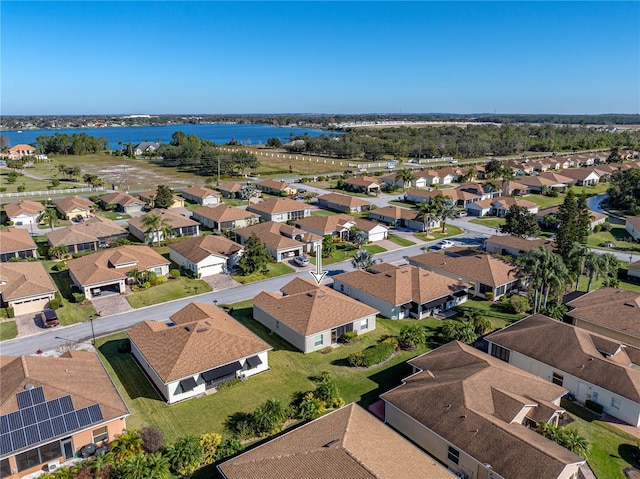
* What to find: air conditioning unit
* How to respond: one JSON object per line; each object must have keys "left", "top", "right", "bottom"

{"left": 585, "top": 393, "right": 592, "bottom": 400}
{"left": 48, "top": 461, "right": 61, "bottom": 472}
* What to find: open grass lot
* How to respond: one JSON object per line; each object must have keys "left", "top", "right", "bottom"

{"left": 469, "top": 217, "right": 506, "bottom": 229}
{"left": 587, "top": 225, "right": 640, "bottom": 253}
{"left": 413, "top": 225, "right": 465, "bottom": 242}
{"left": 232, "top": 262, "right": 295, "bottom": 284}
{"left": 0, "top": 321, "right": 18, "bottom": 341}
{"left": 41, "top": 260, "right": 97, "bottom": 326}
{"left": 387, "top": 234, "right": 416, "bottom": 247}
{"left": 125, "top": 277, "right": 212, "bottom": 308}
{"left": 0, "top": 170, "right": 51, "bottom": 193}
{"left": 96, "top": 303, "right": 446, "bottom": 444}
{"left": 561, "top": 399, "right": 638, "bottom": 479}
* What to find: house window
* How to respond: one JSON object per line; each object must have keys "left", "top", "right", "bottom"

{"left": 360, "top": 318, "right": 369, "bottom": 330}
{"left": 15, "top": 443, "right": 61, "bottom": 472}
{"left": 490, "top": 344, "right": 510, "bottom": 363}
{"left": 154, "top": 267, "right": 163, "bottom": 275}
{"left": 611, "top": 396, "right": 621, "bottom": 409}
{"left": 447, "top": 445, "right": 460, "bottom": 465}
{"left": 92, "top": 426, "right": 109, "bottom": 443}
{"left": 552, "top": 372, "right": 564, "bottom": 386}
{"left": 314, "top": 334, "right": 323, "bottom": 347}
{"left": 0, "top": 459, "right": 10, "bottom": 478}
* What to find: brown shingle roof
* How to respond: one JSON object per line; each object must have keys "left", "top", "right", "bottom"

{"left": 67, "top": 245, "right": 169, "bottom": 286}
{"left": 317, "top": 193, "right": 372, "bottom": 208}
{"left": 100, "top": 192, "right": 145, "bottom": 207}
{"left": 558, "top": 169, "right": 601, "bottom": 181}
{"left": 170, "top": 235, "right": 243, "bottom": 263}
{"left": 626, "top": 217, "right": 640, "bottom": 231}
{"left": 488, "top": 314, "right": 640, "bottom": 402}
{"left": 370, "top": 205, "right": 419, "bottom": 221}
{"left": 0, "top": 228, "right": 37, "bottom": 253}
{"left": 127, "top": 302, "right": 271, "bottom": 382}
{"left": 128, "top": 209, "right": 199, "bottom": 230}
{"left": 566, "top": 288, "right": 640, "bottom": 339}
{"left": 53, "top": 195, "right": 95, "bottom": 213}
{"left": 0, "top": 261, "right": 56, "bottom": 301}
{"left": 247, "top": 197, "right": 308, "bottom": 215}
{"left": 46, "top": 217, "right": 127, "bottom": 246}
{"left": 381, "top": 341, "right": 583, "bottom": 479}
{"left": 253, "top": 278, "right": 378, "bottom": 335}
{"left": 295, "top": 214, "right": 382, "bottom": 234}
{"left": 181, "top": 185, "right": 220, "bottom": 199}
{"left": 3, "top": 200, "right": 45, "bottom": 218}
{"left": 485, "top": 235, "right": 555, "bottom": 253}
{"left": 333, "top": 263, "right": 468, "bottom": 306}
{"left": 257, "top": 179, "right": 292, "bottom": 191}
{"left": 235, "top": 221, "right": 320, "bottom": 250}
{"left": 343, "top": 176, "right": 381, "bottom": 188}
{"left": 192, "top": 204, "right": 259, "bottom": 223}
{"left": 409, "top": 249, "right": 517, "bottom": 287}
{"left": 216, "top": 182, "right": 243, "bottom": 194}
{"left": 0, "top": 351, "right": 129, "bottom": 431}
{"left": 218, "top": 403, "right": 454, "bottom": 479}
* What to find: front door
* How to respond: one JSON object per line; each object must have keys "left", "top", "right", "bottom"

{"left": 61, "top": 438, "right": 74, "bottom": 460}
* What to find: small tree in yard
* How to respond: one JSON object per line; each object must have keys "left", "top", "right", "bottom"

{"left": 441, "top": 320, "right": 477, "bottom": 344}
{"left": 237, "top": 233, "right": 271, "bottom": 275}
{"left": 48, "top": 244, "right": 69, "bottom": 260}
{"left": 399, "top": 324, "right": 427, "bottom": 349}
{"left": 351, "top": 250, "right": 376, "bottom": 270}
{"left": 500, "top": 204, "right": 540, "bottom": 238}
{"left": 350, "top": 228, "right": 369, "bottom": 249}
{"left": 167, "top": 435, "right": 203, "bottom": 477}
{"left": 154, "top": 185, "right": 175, "bottom": 209}
{"left": 139, "top": 425, "right": 164, "bottom": 453}
{"left": 322, "top": 234, "right": 336, "bottom": 257}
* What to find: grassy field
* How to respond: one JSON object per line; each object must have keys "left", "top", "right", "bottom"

{"left": 587, "top": 225, "right": 640, "bottom": 253}
{"left": 126, "top": 278, "right": 212, "bottom": 308}
{"left": 526, "top": 192, "right": 566, "bottom": 208}
{"left": 469, "top": 217, "right": 506, "bottom": 229}
{"left": 562, "top": 399, "right": 637, "bottom": 479}
{"left": 311, "top": 243, "right": 358, "bottom": 266}
{"left": 413, "top": 225, "right": 465, "bottom": 242}
{"left": 0, "top": 321, "right": 18, "bottom": 341}
{"left": 0, "top": 170, "right": 51, "bottom": 193}
{"left": 387, "top": 234, "right": 416, "bottom": 247}
{"left": 232, "top": 262, "right": 295, "bottom": 284}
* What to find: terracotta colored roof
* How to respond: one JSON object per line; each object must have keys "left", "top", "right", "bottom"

{"left": 235, "top": 221, "right": 321, "bottom": 250}
{"left": 317, "top": 193, "right": 372, "bottom": 208}
{"left": 370, "top": 205, "right": 420, "bottom": 221}
{"left": 53, "top": 195, "right": 95, "bottom": 213}
{"left": 626, "top": 217, "right": 640, "bottom": 231}
{"left": 170, "top": 235, "right": 243, "bottom": 263}
{"left": 408, "top": 249, "right": 517, "bottom": 287}
{"left": 218, "top": 403, "right": 454, "bottom": 479}
{"left": 47, "top": 217, "right": 127, "bottom": 247}
{"left": 216, "top": 182, "right": 243, "bottom": 193}
{"left": 67, "top": 245, "right": 169, "bottom": 286}
{"left": 485, "top": 235, "right": 555, "bottom": 252}
{"left": 247, "top": 197, "right": 308, "bottom": 215}
{"left": 566, "top": 288, "right": 640, "bottom": 339}
{"left": 381, "top": 341, "right": 583, "bottom": 479}
{"left": 0, "top": 228, "right": 37, "bottom": 253}
{"left": 128, "top": 302, "right": 271, "bottom": 382}
{"left": 343, "top": 176, "right": 381, "bottom": 188}
{"left": 405, "top": 188, "right": 442, "bottom": 199}
{"left": 253, "top": 278, "right": 378, "bottom": 336}
{"left": 0, "top": 351, "right": 129, "bottom": 436}
{"left": 333, "top": 263, "right": 468, "bottom": 306}
{"left": 3, "top": 200, "right": 45, "bottom": 218}
{"left": 128, "top": 209, "right": 199, "bottom": 230}
{"left": 181, "top": 185, "right": 220, "bottom": 199}
{"left": 257, "top": 179, "right": 293, "bottom": 190}
{"left": 192, "top": 204, "right": 258, "bottom": 223}
{"left": 8, "top": 144, "right": 35, "bottom": 153}
{"left": 488, "top": 314, "right": 640, "bottom": 402}
{"left": 100, "top": 192, "right": 145, "bottom": 207}
{"left": 0, "top": 261, "right": 56, "bottom": 301}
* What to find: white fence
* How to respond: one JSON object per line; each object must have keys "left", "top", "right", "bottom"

{"left": 0, "top": 186, "right": 106, "bottom": 199}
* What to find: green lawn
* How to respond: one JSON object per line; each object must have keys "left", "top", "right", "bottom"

{"left": 232, "top": 262, "right": 295, "bottom": 284}
{"left": 561, "top": 399, "right": 638, "bottom": 479}
{"left": 97, "top": 211, "right": 131, "bottom": 221}
{"left": 525, "top": 192, "right": 565, "bottom": 208}
{"left": 310, "top": 209, "right": 338, "bottom": 217}
{"left": 311, "top": 243, "right": 386, "bottom": 266}
{"left": 126, "top": 278, "right": 212, "bottom": 308}
{"left": 221, "top": 197, "right": 244, "bottom": 207}
{"left": 388, "top": 200, "right": 416, "bottom": 208}
{"left": 42, "top": 261, "right": 97, "bottom": 326}
{"left": 469, "top": 217, "right": 506, "bottom": 229}
{"left": 0, "top": 171, "right": 51, "bottom": 193}
{"left": 453, "top": 298, "right": 527, "bottom": 329}
{"left": 363, "top": 244, "right": 387, "bottom": 254}
{"left": 413, "top": 225, "right": 464, "bottom": 242}
{"left": 0, "top": 321, "right": 18, "bottom": 341}
{"left": 587, "top": 225, "right": 640, "bottom": 253}
{"left": 387, "top": 234, "right": 416, "bottom": 247}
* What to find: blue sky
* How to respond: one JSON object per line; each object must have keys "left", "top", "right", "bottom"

{"left": 2, "top": 1, "right": 638, "bottom": 115}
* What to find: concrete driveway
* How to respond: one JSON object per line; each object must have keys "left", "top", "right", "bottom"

{"left": 14, "top": 312, "right": 47, "bottom": 338}
{"left": 91, "top": 294, "right": 133, "bottom": 317}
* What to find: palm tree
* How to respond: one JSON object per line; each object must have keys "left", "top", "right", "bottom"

{"left": 584, "top": 251, "right": 602, "bottom": 292}
{"left": 414, "top": 199, "right": 439, "bottom": 237}
{"left": 567, "top": 242, "right": 589, "bottom": 291}
{"left": 512, "top": 247, "right": 569, "bottom": 313}
{"left": 351, "top": 250, "right": 376, "bottom": 270}
{"left": 598, "top": 253, "right": 620, "bottom": 287}
{"left": 500, "top": 167, "right": 515, "bottom": 195}
{"left": 350, "top": 229, "right": 369, "bottom": 249}
{"left": 435, "top": 195, "right": 456, "bottom": 233}
{"left": 395, "top": 168, "right": 415, "bottom": 192}
{"left": 167, "top": 436, "right": 203, "bottom": 477}
{"left": 142, "top": 211, "right": 172, "bottom": 247}
{"left": 48, "top": 244, "right": 68, "bottom": 260}
{"left": 38, "top": 208, "right": 59, "bottom": 232}
{"left": 146, "top": 452, "right": 171, "bottom": 479}
{"left": 559, "top": 429, "right": 589, "bottom": 457}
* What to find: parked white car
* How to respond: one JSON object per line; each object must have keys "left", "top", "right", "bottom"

{"left": 432, "top": 240, "right": 454, "bottom": 250}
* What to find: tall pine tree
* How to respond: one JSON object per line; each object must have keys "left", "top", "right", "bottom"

{"left": 575, "top": 192, "right": 592, "bottom": 246}
{"left": 555, "top": 189, "right": 586, "bottom": 260}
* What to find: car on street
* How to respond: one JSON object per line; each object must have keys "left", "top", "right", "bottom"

{"left": 432, "top": 240, "right": 455, "bottom": 250}
{"left": 456, "top": 210, "right": 468, "bottom": 218}
{"left": 293, "top": 255, "right": 310, "bottom": 267}
{"left": 40, "top": 310, "right": 59, "bottom": 328}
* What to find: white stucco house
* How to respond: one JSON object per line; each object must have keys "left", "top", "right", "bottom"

{"left": 169, "top": 235, "right": 243, "bottom": 277}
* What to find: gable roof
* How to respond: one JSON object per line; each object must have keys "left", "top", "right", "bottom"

{"left": 67, "top": 245, "right": 169, "bottom": 285}
{"left": 170, "top": 235, "right": 243, "bottom": 263}
{"left": 626, "top": 217, "right": 640, "bottom": 231}
{"left": 192, "top": 204, "right": 259, "bottom": 223}
{"left": 0, "top": 261, "right": 56, "bottom": 301}
{"left": 218, "top": 403, "right": 454, "bottom": 479}
{"left": 247, "top": 197, "right": 308, "bottom": 215}
{"left": 333, "top": 263, "right": 468, "bottom": 306}
{"left": 558, "top": 169, "right": 601, "bottom": 181}
{"left": 3, "top": 200, "right": 45, "bottom": 218}
{"left": 53, "top": 195, "right": 95, "bottom": 213}
{"left": 181, "top": 185, "right": 220, "bottom": 199}
{"left": 488, "top": 314, "right": 640, "bottom": 402}
{"left": 256, "top": 179, "right": 293, "bottom": 191}
{"left": 343, "top": 176, "right": 381, "bottom": 188}
{"left": 490, "top": 196, "right": 538, "bottom": 210}
{"left": 0, "top": 228, "right": 37, "bottom": 253}
{"left": 235, "top": 221, "right": 321, "bottom": 250}
{"left": 46, "top": 217, "right": 127, "bottom": 246}
{"left": 370, "top": 205, "right": 421, "bottom": 221}
{"left": 128, "top": 209, "right": 199, "bottom": 230}
{"left": 485, "top": 235, "right": 555, "bottom": 253}
{"left": 100, "top": 192, "right": 145, "bottom": 207}
{"left": 128, "top": 302, "right": 271, "bottom": 383}
{"left": 253, "top": 278, "right": 378, "bottom": 336}
{"left": 295, "top": 213, "right": 384, "bottom": 235}
{"left": 409, "top": 249, "right": 518, "bottom": 287}
{"left": 318, "top": 193, "right": 372, "bottom": 208}
{"left": 381, "top": 341, "right": 583, "bottom": 479}
{"left": 216, "top": 182, "right": 243, "bottom": 194}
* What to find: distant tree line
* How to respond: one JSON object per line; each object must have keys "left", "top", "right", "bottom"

{"left": 36, "top": 132, "right": 109, "bottom": 155}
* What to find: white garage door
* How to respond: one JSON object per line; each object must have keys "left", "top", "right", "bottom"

{"left": 12, "top": 297, "right": 50, "bottom": 316}
{"left": 199, "top": 263, "right": 224, "bottom": 277}
{"left": 368, "top": 231, "right": 387, "bottom": 242}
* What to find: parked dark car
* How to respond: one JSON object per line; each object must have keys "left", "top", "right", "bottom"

{"left": 40, "top": 310, "right": 59, "bottom": 328}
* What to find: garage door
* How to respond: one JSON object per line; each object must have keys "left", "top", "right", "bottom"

{"left": 200, "top": 263, "right": 224, "bottom": 277}
{"left": 12, "top": 297, "right": 50, "bottom": 316}
{"left": 368, "top": 231, "right": 387, "bottom": 242}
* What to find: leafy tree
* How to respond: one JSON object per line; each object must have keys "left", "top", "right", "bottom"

{"left": 351, "top": 250, "right": 376, "bottom": 270}
{"left": 7, "top": 171, "right": 19, "bottom": 183}
{"left": 139, "top": 425, "right": 164, "bottom": 453}
{"left": 266, "top": 137, "right": 282, "bottom": 148}
{"left": 462, "top": 309, "right": 492, "bottom": 336}
{"left": 607, "top": 167, "right": 640, "bottom": 215}
{"left": 575, "top": 192, "right": 592, "bottom": 246}
{"left": 485, "top": 159, "right": 503, "bottom": 178}
{"left": 322, "top": 235, "right": 336, "bottom": 257}
{"left": 598, "top": 253, "right": 620, "bottom": 287}
{"left": 38, "top": 208, "right": 59, "bottom": 232}
{"left": 350, "top": 228, "right": 369, "bottom": 248}
{"left": 500, "top": 204, "right": 540, "bottom": 238}
{"left": 414, "top": 199, "right": 439, "bottom": 236}
{"left": 142, "top": 211, "right": 173, "bottom": 247}
{"left": 398, "top": 324, "right": 427, "bottom": 349}
{"left": 238, "top": 233, "right": 271, "bottom": 275}
{"left": 314, "top": 371, "right": 344, "bottom": 408}
{"left": 154, "top": 185, "right": 175, "bottom": 209}
{"left": 441, "top": 320, "right": 477, "bottom": 344}
{"left": 540, "top": 303, "right": 567, "bottom": 320}
{"left": 167, "top": 435, "right": 203, "bottom": 477}
{"left": 239, "top": 184, "right": 258, "bottom": 205}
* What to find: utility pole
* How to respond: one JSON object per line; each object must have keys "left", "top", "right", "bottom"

{"left": 217, "top": 157, "right": 221, "bottom": 186}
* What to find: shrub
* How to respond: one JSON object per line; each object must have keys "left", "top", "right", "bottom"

{"left": 355, "top": 341, "right": 396, "bottom": 367}
{"left": 167, "top": 436, "right": 203, "bottom": 477}
{"left": 139, "top": 425, "right": 164, "bottom": 453}
{"left": 53, "top": 261, "right": 68, "bottom": 272}
{"left": 225, "top": 412, "right": 255, "bottom": 439}
{"left": 49, "top": 299, "right": 59, "bottom": 310}
{"left": 399, "top": 324, "right": 427, "bottom": 349}
{"left": 314, "top": 372, "right": 344, "bottom": 408}
{"left": 215, "top": 438, "right": 244, "bottom": 461}
{"left": 17, "top": 185, "right": 25, "bottom": 192}
{"left": 146, "top": 271, "right": 158, "bottom": 286}
{"left": 169, "top": 269, "right": 181, "bottom": 279}
{"left": 200, "top": 432, "right": 222, "bottom": 466}
{"left": 72, "top": 292, "right": 86, "bottom": 303}
{"left": 347, "top": 351, "right": 366, "bottom": 367}
{"left": 118, "top": 339, "right": 131, "bottom": 353}
{"left": 342, "top": 331, "right": 358, "bottom": 343}
{"left": 508, "top": 295, "right": 530, "bottom": 314}
{"left": 54, "top": 291, "right": 63, "bottom": 304}
{"left": 585, "top": 399, "right": 603, "bottom": 415}
{"left": 155, "top": 275, "right": 168, "bottom": 285}
{"left": 484, "top": 292, "right": 495, "bottom": 301}
{"left": 297, "top": 392, "right": 325, "bottom": 420}
{"left": 7, "top": 307, "right": 15, "bottom": 319}
{"left": 141, "top": 281, "right": 151, "bottom": 289}
{"left": 381, "top": 336, "right": 399, "bottom": 350}
{"left": 217, "top": 378, "right": 241, "bottom": 390}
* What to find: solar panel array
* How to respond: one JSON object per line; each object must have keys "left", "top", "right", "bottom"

{"left": 0, "top": 386, "right": 103, "bottom": 456}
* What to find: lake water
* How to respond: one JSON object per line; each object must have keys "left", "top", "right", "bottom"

{"left": 1, "top": 123, "right": 331, "bottom": 150}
